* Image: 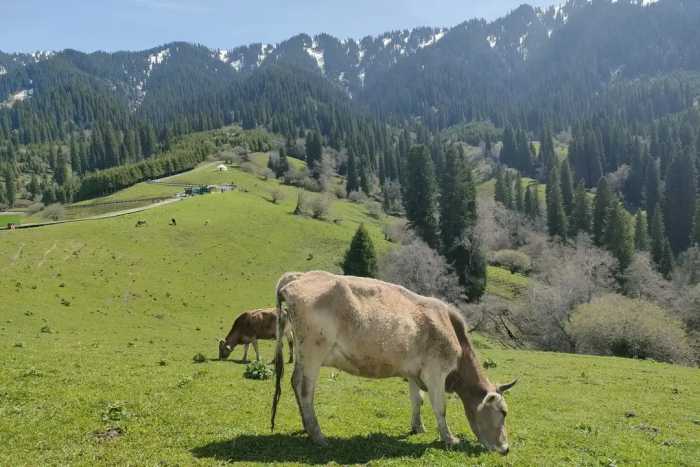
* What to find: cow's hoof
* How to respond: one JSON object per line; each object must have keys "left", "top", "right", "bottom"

{"left": 411, "top": 424, "right": 426, "bottom": 435}
{"left": 443, "top": 436, "right": 460, "bottom": 448}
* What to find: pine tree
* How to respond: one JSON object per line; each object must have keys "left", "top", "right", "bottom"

{"left": 593, "top": 177, "right": 613, "bottom": 246}
{"left": 546, "top": 165, "right": 568, "bottom": 239}
{"left": 403, "top": 145, "right": 440, "bottom": 249}
{"left": 524, "top": 186, "right": 534, "bottom": 219}
{"left": 644, "top": 158, "right": 662, "bottom": 220}
{"left": 54, "top": 148, "right": 70, "bottom": 186}
{"left": 514, "top": 172, "right": 524, "bottom": 212}
{"left": 275, "top": 147, "right": 289, "bottom": 178}
{"left": 28, "top": 174, "right": 40, "bottom": 199}
{"left": 440, "top": 147, "right": 477, "bottom": 255}
{"left": 560, "top": 160, "right": 575, "bottom": 216}
{"left": 494, "top": 166, "right": 507, "bottom": 205}
{"left": 570, "top": 180, "right": 591, "bottom": 235}
{"left": 4, "top": 169, "right": 16, "bottom": 208}
{"left": 503, "top": 170, "right": 514, "bottom": 209}
{"left": 693, "top": 199, "right": 700, "bottom": 247}
{"left": 650, "top": 204, "right": 671, "bottom": 276}
{"left": 539, "top": 126, "right": 556, "bottom": 177}
{"left": 605, "top": 200, "right": 635, "bottom": 271}
{"left": 305, "top": 131, "right": 323, "bottom": 178}
{"left": 664, "top": 151, "right": 697, "bottom": 254}
{"left": 660, "top": 239, "right": 674, "bottom": 279}
{"left": 342, "top": 224, "right": 378, "bottom": 278}
{"left": 634, "top": 211, "right": 649, "bottom": 251}
{"left": 346, "top": 150, "right": 360, "bottom": 195}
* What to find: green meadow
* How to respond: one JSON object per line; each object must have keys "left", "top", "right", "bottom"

{"left": 1, "top": 159, "right": 698, "bottom": 466}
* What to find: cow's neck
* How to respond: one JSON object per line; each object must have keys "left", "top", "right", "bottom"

{"left": 453, "top": 343, "right": 493, "bottom": 409}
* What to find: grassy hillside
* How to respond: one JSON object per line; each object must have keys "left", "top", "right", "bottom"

{"left": 1, "top": 161, "right": 699, "bottom": 466}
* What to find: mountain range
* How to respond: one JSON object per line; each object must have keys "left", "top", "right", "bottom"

{"left": 1, "top": 0, "right": 699, "bottom": 135}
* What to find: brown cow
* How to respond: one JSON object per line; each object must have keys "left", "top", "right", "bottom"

{"left": 219, "top": 308, "right": 293, "bottom": 363}
{"left": 271, "top": 271, "right": 516, "bottom": 454}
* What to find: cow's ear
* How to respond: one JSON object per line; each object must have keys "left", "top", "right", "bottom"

{"left": 497, "top": 379, "right": 518, "bottom": 394}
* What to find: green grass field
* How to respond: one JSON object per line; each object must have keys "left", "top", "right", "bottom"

{"left": 1, "top": 160, "right": 699, "bottom": 466}
{"left": 0, "top": 214, "right": 23, "bottom": 228}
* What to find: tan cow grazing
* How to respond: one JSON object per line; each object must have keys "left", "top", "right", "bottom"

{"left": 218, "top": 308, "right": 293, "bottom": 363}
{"left": 271, "top": 271, "right": 516, "bottom": 454}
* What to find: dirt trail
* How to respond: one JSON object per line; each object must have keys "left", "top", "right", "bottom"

{"left": 2, "top": 198, "right": 182, "bottom": 231}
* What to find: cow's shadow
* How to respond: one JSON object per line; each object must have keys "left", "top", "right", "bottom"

{"left": 191, "top": 432, "right": 486, "bottom": 464}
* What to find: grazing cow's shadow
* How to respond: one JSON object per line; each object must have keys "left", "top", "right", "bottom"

{"left": 191, "top": 433, "right": 486, "bottom": 464}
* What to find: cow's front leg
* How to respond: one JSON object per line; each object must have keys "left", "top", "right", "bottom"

{"left": 252, "top": 339, "right": 260, "bottom": 361}
{"left": 408, "top": 379, "right": 426, "bottom": 434}
{"left": 241, "top": 343, "right": 250, "bottom": 363}
{"left": 425, "top": 373, "right": 459, "bottom": 447}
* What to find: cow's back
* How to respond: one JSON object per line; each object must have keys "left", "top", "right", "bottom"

{"left": 281, "top": 271, "right": 462, "bottom": 379}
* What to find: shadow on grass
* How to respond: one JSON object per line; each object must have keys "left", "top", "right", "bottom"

{"left": 191, "top": 432, "right": 486, "bottom": 464}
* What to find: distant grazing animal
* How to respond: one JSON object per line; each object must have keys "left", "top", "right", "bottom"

{"left": 219, "top": 308, "right": 294, "bottom": 363}
{"left": 271, "top": 271, "right": 516, "bottom": 454}
{"left": 169, "top": 218, "right": 177, "bottom": 226}
{"left": 135, "top": 220, "right": 147, "bottom": 227}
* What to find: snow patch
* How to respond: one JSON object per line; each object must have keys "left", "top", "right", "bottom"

{"left": 146, "top": 48, "right": 170, "bottom": 77}
{"left": 304, "top": 40, "right": 325, "bottom": 73}
{"left": 383, "top": 37, "right": 393, "bottom": 47}
{"left": 231, "top": 59, "right": 242, "bottom": 72}
{"left": 2, "top": 88, "right": 33, "bottom": 108}
{"left": 0, "top": 66, "right": 6, "bottom": 76}
{"left": 487, "top": 35, "right": 497, "bottom": 48}
{"left": 257, "top": 44, "right": 274, "bottom": 67}
{"left": 217, "top": 49, "right": 229, "bottom": 63}
{"left": 419, "top": 30, "right": 446, "bottom": 49}
{"left": 358, "top": 71, "right": 366, "bottom": 87}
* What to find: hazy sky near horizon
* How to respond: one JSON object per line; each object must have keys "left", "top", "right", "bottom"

{"left": 1, "top": 0, "right": 553, "bottom": 53}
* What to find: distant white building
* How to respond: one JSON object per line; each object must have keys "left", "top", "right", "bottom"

{"left": 217, "top": 164, "right": 229, "bottom": 172}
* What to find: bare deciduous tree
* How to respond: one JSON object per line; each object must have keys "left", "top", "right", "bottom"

{"left": 380, "top": 238, "right": 463, "bottom": 304}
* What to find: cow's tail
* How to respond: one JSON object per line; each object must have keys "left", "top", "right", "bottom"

{"left": 271, "top": 278, "right": 289, "bottom": 432}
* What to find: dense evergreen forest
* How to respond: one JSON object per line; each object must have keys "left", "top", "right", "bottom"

{"left": 1, "top": 0, "right": 699, "bottom": 281}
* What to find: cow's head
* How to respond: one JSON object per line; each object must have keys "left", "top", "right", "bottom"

{"left": 218, "top": 339, "right": 233, "bottom": 360}
{"left": 465, "top": 380, "right": 517, "bottom": 454}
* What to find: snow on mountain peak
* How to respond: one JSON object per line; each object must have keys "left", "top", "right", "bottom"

{"left": 305, "top": 40, "right": 325, "bottom": 73}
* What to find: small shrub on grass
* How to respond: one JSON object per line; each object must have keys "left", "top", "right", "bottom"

{"left": 569, "top": 294, "right": 692, "bottom": 364}
{"left": 269, "top": 188, "right": 286, "bottom": 204}
{"left": 244, "top": 360, "right": 273, "bottom": 380}
{"left": 309, "top": 196, "right": 332, "bottom": 220}
{"left": 240, "top": 162, "right": 257, "bottom": 175}
{"left": 102, "top": 403, "right": 128, "bottom": 422}
{"left": 491, "top": 249, "right": 532, "bottom": 274}
{"left": 41, "top": 203, "right": 65, "bottom": 221}
{"left": 348, "top": 190, "right": 366, "bottom": 203}
{"left": 366, "top": 202, "right": 383, "bottom": 220}
{"left": 192, "top": 353, "right": 207, "bottom": 363}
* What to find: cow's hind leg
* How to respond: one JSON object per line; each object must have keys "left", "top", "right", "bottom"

{"left": 286, "top": 334, "right": 294, "bottom": 364}
{"left": 424, "top": 370, "right": 459, "bottom": 447}
{"left": 408, "top": 379, "right": 426, "bottom": 434}
{"left": 291, "top": 349, "right": 327, "bottom": 445}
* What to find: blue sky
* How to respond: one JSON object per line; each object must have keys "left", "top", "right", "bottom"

{"left": 1, "top": 0, "right": 553, "bottom": 53}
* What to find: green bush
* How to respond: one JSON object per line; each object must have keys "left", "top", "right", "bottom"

{"left": 568, "top": 294, "right": 692, "bottom": 364}
{"left": 491, "top": 249, "right": 532, "bottom": 274}
{"left": 244, "top": 360, "right": 273, "bottom": 380}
